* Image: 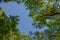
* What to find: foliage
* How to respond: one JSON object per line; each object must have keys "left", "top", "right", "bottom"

{"left": 0, "top": 7, "right": 33, "bottom": 40}
{"left": 0, "top": 7, "right": 21, "bottom": 40}
{"left": 22, "top": 0, "right": 60, "bottom": 40}
{"left": 0, "top": 0, "right": 60, "bottom": 40}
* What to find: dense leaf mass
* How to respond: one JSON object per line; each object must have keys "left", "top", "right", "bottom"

{"left": 22, "top": 0, "right": 60, "bottom": 40}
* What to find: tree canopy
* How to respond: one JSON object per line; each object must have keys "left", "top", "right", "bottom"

{"left": 22, "top": 0, "right": 60, "bottom": 40}
{"left": 0, "top": 0, "right": 60, "bottom": 40}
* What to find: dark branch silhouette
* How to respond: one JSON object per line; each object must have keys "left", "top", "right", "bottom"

{"left": 50, "top": 12, "right": 60, "bottom": 16}
{"left": 45, "top": 12, "right": 60, "bottom": 16}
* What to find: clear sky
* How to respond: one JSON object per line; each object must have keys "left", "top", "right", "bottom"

{"left": 0, "top": 2, "right": 46, "bottom": 34}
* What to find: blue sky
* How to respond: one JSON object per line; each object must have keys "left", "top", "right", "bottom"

{"left": 0, "top": 2, "right": 46, "bottom": 34}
